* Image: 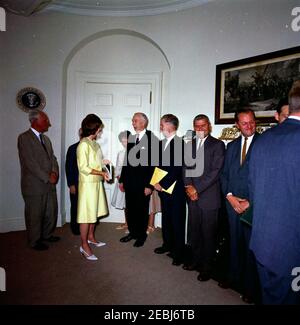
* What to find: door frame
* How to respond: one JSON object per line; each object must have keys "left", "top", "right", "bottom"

{"left": 64, "top": 71, "right": 163, "bottom": 222}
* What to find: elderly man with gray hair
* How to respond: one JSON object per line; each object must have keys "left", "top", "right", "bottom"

{"left": 18, "top": 110, "right": 60, "bottom": 250}
{"left": 119, "top": 112, "right": 159, "bottom": 247}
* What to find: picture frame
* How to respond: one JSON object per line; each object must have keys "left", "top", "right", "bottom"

{"left": 16, "top": 87, "right": 46, "bottom": 112}
{"left": 215, "top": 46, "right": 300, "bottom": 124}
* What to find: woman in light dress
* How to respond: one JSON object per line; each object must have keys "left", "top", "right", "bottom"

{"left": 77, "top": 114, "right": 109, "bottom": 261}
{"left": 112, "top": 130, "right": 130, "bottom": 231}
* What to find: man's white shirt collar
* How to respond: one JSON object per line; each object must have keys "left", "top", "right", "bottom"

{"left": 31, "top": 127, "right": 41, "bottom": 140}
{"left": 164, "top": 133, "right": 176, "bottom": 150}
{"left": 136, "top": 129, "right": 146, "bottom": 140}
{"left": 288, "top": 116, "right": 300, "bottom": 121}
{"left": 196, "top": 135, "right": 208, "bottom": 150}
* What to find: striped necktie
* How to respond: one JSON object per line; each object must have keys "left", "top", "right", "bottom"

{"left": 241, "top": 136, "right": 248, "bottom": 165}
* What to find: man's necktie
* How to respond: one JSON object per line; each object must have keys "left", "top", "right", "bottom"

{"left": 135, "top": 135, "right": 140, "bottom": 159}
{"left": 241, "top": 136, "right": 248, "bottom": 165}
{"left": 39, "top": 133, "right": 48, "bottom": 153}
{"left": 197, "top": 138, "right": 203, "bottom": 151}
{"left": 135, "top": 134, "right": 140, "bottom": 145}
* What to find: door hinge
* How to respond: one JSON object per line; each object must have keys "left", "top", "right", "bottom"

{"left": 150, "top": 91, "right": 152, "bottom": 104}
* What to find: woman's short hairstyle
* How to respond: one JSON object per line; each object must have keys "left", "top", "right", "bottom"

{"left": 118, "top": 130, "right": 131, "bottom": 142}
{"left": 81, "top": 114, "right": 103, "bottom": 137}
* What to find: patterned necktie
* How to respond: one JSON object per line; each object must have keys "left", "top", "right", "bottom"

{"left": 241, "top": 136, "right": 248, "bottom": 165}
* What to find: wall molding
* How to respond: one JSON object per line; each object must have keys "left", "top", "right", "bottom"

{"left": 0, "top": 215, "right": 64, "bottom": 234}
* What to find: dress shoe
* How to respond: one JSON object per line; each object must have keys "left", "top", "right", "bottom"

{"left": 182, "top": 264, "right": 197, "bottom": 271}
{"left": 197, "top": 272, "right": 211, "bottom": 282}
{"left": 133, "top": 240, "right": 145, "bottom": 247}
{"left": 120, "top": 234, "right": 134, "bottom": 243}
{"left": 172, "top": 259, "right": 183, "bottom": 266}
{"left": 218, "top": 281, "right": 230, "bottom": 289}
{"left": 241, "top": 295, "right": 254, "bottom": 304}
{"left": 79, "top": 246, "right": 98, "bottom": 261}
{"left": 166, "top": 252, "right": 173, "bottom": 258}
{"left": 154, "top": 246, "right": 169, "bottom": 254}
{"left": 44, "top": 236, "right": 60, "bottom": 243}
{"left": 32, "top": 242, "right": 48, "bottom": 251}
{"left": 88, "top": 240, "right": 106, "bottom": 247}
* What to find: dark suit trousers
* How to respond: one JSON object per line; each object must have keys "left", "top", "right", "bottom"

{"left": 125, "top": 189, "right": 150, "bottom": 241}
{"left": 23, "top": 189, "right": 58, "bottom": 246}
{"left": 243, "top": 224, "right": 261, "bottom": 303}
{"left": 256, "top": 261, "right": 300, "bottom": 305}
{"left": 187, "top": 203, "right": 219, "bottom": 273}
{"left": 226, "top": 201, "right": 260, "bottom": 299}
{"left": 226, "top": 201, "right": 246, "bottom": 290}
{"left": 70, "top": 192, "right": 80, "bottom": 233}
{"left": 160, "top": 192, "right": 186, "bottom": 262}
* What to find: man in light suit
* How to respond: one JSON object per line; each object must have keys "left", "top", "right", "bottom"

{"left": 249, "top": 87, "right": 300, "bottom": 304}
{"left": 220, "top": 108, "right": 260, "bottom": 303}
{"left": 18, "top": 110, "right": 60, "bottom": 250}
{"left": 183, "top": 114, "right": 225, "bottom": 281}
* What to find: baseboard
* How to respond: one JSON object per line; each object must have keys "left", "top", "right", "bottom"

{"left": 0, "top": 214, "right": 65, "bottom": 233}
{"left": 0, "top": 217, "right": 26, "bottom": 233}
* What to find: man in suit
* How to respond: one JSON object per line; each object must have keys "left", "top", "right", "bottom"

{"left": 183, "top": 114, "right": 225, "bottom": 281}
{"left": 274, "top": 97, "right": 289, "bottom": 124}
{"left": 153, "top": 114, "right": 186, "bottom": 266}
{"left": 65, "top": 129, "right": 82, "bottom": 235}
{"left": 220, "top": 108, "right": 260, "bottom": 303}
{"left": 249, "top": 87, "right": 300, "bottom": 304}
{"left": 119, "top": 112, "right": 158, "bottom": 247}
{"left": 18, "top": 110, "right": 60, "bottom": 250}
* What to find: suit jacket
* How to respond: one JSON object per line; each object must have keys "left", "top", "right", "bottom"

{"left": 183, "top": 135, "right": 225, "bottom": 209}
{"left": 65, "top": 141, "right": 79, "bottom": 188}
{"left": 18, "top": 129, "right": 59, "bottom": 196}
{"left": 249, "top": 119, "right": 300, "bottom": 276}
{"left": 119, "top": 130, "right": 158, "bottom": 191}
{"left": 221, "top": 133, "right": 259, "bottom": 199}
{"left": 159, "top": 135, "right": 185, "bottom": 198}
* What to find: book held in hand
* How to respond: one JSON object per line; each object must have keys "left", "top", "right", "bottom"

{"left": 240, "top": 205, "right": 253, "bottom": 227}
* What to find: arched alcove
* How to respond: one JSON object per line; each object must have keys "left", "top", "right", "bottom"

{"left": 60, "top": 29, "right": 170, "bottom": 224}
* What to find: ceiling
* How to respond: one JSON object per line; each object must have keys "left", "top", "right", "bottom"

{"left": 0, "top": 0, "right": 213, "bottom": 17}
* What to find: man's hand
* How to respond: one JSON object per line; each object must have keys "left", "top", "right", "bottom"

{"left": 144, "top": 187, "right": 152, "bottom": 196}
{"left": 154, "top": 183, "right": 162, "bottom": 192}
{"left": 227, "top": 195, "right": 249, "bottom": 214}
{"left": 49, "top": 172, "right": 58, "bottom": 184}
{"left": 185, "top": 185, "right": 198, "bottom": 201}
{"left": 69, "top": 185, "right": 76, "bottom": 195}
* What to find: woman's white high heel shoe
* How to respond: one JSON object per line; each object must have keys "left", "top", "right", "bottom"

{"left": 80, "top": 246, "right": 98, "bottom": 261}
{"left": 88, "top": 240, "right": 106, "bottom": 247}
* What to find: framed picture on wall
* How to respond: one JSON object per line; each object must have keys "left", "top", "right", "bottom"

{"left": 16, "top": 87, "right": 46, "bottom": 112}
{"left": 215, "top": 46, "right": 300, "bottom": 124}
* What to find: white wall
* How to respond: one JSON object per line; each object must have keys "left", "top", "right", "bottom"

{"left": 1, "top": 0, "right": 299, "bottom": 232}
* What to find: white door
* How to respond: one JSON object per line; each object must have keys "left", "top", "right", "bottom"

{"left": 84, "top": 82, "right": 152, "bottom": 223}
